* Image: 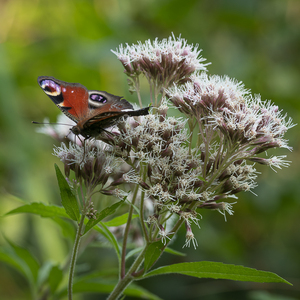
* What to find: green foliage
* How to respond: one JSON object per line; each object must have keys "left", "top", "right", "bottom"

{"left": 0, "top": 239, "right": 40, "bottom": 298}
{"left": 97, "top": 222, "right": 122, "bottom": 264}
{"left": 163, "top": 247, "right": 186, "bottom": 257}
{"left": 104, "top": 213, "right": 138, "bottom": 227}
{"left": 5, "top": 202, "right": 70, "bottom": 219}
{"left": 55, "top": 164, "right": 80, "bottom": 221}
{"left": 144, "top": 261, "right": 292, "bottom": 285}
{"left": 84, "top": 200, "right": 124, "bottom": 234}
{"left": 144, "top": 241, "right": 165, "bottom": 272}
{"left": 48, "top": 265, "right": 64, "bottom": 294}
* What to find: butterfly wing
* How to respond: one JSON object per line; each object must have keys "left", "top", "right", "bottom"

{"left": 38, "top": 76, "right": 90, "bottom": 123}
{"left": 38, "top": 76, "right": 150, "bottom": 137}
{"left": 81, "top": 90, "right": 149, "bottom": 128}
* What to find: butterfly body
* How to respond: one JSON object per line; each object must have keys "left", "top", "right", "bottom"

{"left": 38, "top": 76, "right": 149, "bottom": 138}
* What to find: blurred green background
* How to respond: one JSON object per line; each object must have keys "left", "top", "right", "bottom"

{"left": 0, "top": 0, "right": 299, "bottom": 299}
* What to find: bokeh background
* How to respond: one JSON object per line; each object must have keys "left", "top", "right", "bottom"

{"left": 0, "top": 0, "right": 299, "bottom": 299}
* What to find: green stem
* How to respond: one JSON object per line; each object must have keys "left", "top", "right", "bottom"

{"left": 107, "top": 246, "right": 148, "bottom": 300}
{"left": 109, "top": 210, "right": 190, "bottom": 299}
{"left": 68, "top": 214, "right": 86, "bottom": 300}
{"left": 139, "top": 189, "right": 149, "bottom": 241}
{"left": 139, "top": 164, "right": 149, "bottom": 242}
{"left": 188, "top": 119, "right": 196, "bottom": 154}
{"left": 134, "top": 77, "right": 143, "bottom": 108}
{"left": 120, "top": 184, "right": 139, "bottom": 279}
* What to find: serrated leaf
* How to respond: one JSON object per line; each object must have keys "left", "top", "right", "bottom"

{"left": 84, "top": 200, "right": 123, "bottom": 234}
{"left": 144, "top": 261, "right": 292, "bottom": 285}
{"left": 55, "top": 164, "right": 80, "bottom": 221}
{"left": 5, "top": 202, "right": 76, "bottom": 239}
{"left": 144, "top": 241, "right": 164, "bottom": 272}
{"left": 5, "top": 202, "right": 70, "bottom": 219}
{"left": 104, "top": 213, "right": 138, "bottom": 227}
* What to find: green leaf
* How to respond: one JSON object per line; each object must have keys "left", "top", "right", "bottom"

{"left": 58, "top": 278, "right": 162, "bottom": 300}
{"left": 197, "top": 175, "right": 206, "bottom": 182}
{"left": 0, "top": 243, "right": 40, "bottom": 291}
{"left": 51, "top": 217, "right": 76, "bottom": 238}
{"left": 49, "top": 265, "right": 63, "bottom": 294}
{"left": 144, "top": 261, "right": 292, "bottom": 285}
{"left": 99, "top": 222, "right": 121, "bottom": 264}
{"left": 73, "top": 282, "right": 162, "bottom": 300}
{"left": 75, "top": 269, "right": 119, "bottom": 281}
{"left": 55, "top": 164, "right": 80, "bottom": 221}
{"left": 36, "top": 261, "right": 63, "bottom": 294}
{"left": 164, "top": 247, "right": 186, "bottom": 257}
{"left": 104, "top": 213, "right": 138, "bottom": 227}
{"left": 6, "top": 238, "right": 40, "bottom": 282}
{"left": 5, "top": 202, "right": 76, "bottom": 238}
{"left": 86, "top": 221, "right": 121, "bottom": 264}
{"left": 144, "top": 241, "right": 164, "bottom": 272}
{"left": 84, "top": 200, "right": 123, "bottom": 234}
{"left": 0, "top": 249, "right": 29, "bottom": 279}
{"left": 5, "top": 202, "right": 70, "bottom": 219}
{"left": 125, "top": 247, "right": 143, "bottom": 260}
{"left": 37, "top": 261, "right": 53, "bottom": 288}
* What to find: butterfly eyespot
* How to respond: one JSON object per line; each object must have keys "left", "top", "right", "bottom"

{"left": 90, "top": 93, "right": 107, "bottom": 103}
{"left": 40, "top": 79, "right": 61, "bottom": 96}
{"left": 44, "top": 86, "right": 52, "bottom": 92}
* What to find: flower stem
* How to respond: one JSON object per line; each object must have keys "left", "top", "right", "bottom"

{"left": 107, "top": 246, "right": 147, "bottom": 300}
{"left": 120, "top": 183, "right": 139, "bottom": 279}
{"left": 68, "top": 213, "right": 86, "bottom": 300}
{"left": 139, "top": 164, "right": 149, "bottom": 242}
{"left": 134, "top": 77, "right": 143, "bottom": 108}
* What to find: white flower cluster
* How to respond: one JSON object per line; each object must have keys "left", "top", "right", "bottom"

{"left": 166, "top": 72, "right": 295, "bottom": 166}
{"left": 112, "top": 34, "right": 210, "bottom": 105}
{"left": 100, "top": 103, "right": 258, "bottom": 246}
{"left": 53, "top": 140, "right": 124, "bottom": 193}
{"left": 38, "top": 34, "right": 294, "bottom": 249}
{"left": 112, "top": 34, "right": 208, "bottom": 75}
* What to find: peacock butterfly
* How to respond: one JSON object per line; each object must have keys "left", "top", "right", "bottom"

{"left": 37, "top": 76, "right": 150, "bottom": 138}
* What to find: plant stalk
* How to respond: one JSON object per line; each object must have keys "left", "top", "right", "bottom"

{"left": 68, "top": 214, "right": 86, "bottom": 300}
{"left": 107, "top": 246, "right": 147, "bottom": 300}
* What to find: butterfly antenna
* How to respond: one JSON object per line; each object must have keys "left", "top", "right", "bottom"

{"left": 32, "top": 121, "right": 73, "bottom": 126}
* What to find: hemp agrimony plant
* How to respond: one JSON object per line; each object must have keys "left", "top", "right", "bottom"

{"left": 33, "top": 35, "right": 294, "bottom": 299}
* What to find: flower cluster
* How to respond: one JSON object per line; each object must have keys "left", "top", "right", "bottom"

{"left": 53, "top": 140, "right": 125, "bottom": 197}
{"left": 166, "top": 72, "right": 294, "bottom": 167}
{"left": 38, "top": 35, "right": 294, "bottom": 249}
{"left": 112, "top": 34, "right": 210, "bottom": 105}
{"left": 99, "top": 103, "right": 260, "bottom": 247}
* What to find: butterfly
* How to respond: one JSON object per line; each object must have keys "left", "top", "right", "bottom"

{"left": 37, "top": 76, "right": 150, "bottom": 138}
